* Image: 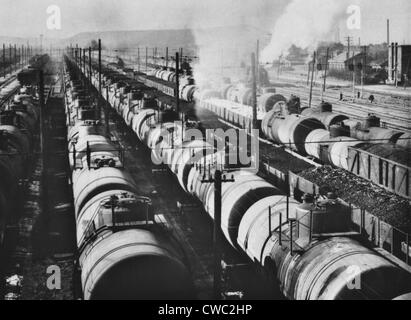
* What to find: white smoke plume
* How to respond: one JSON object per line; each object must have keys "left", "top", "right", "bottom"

{"left": 261, "top": 0, "right": 350, "bottom": 63}
{"left": 188, "top": 0, "right": 280, "bottom": 89}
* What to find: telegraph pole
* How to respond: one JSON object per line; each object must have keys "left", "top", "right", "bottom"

{"left": 9, "top": 44, "right": 12, "bottom": 75}
{"left": 387, "top": 19, "right": 390, "bottom": 46}
{"left": 2, "top": 44, "right": 5, "bottom": 78}
{"left": 256, "top": 40, "right": 260, "bottom": 88}
{"left": 175, "top": 52, "right": 180, "bottom": 114}
{"left": 137, "top": 47, "right": 140, "bottom": 72}
{"left": 251, "top": 52, "right": 258, "bottom": 130}
{"left": 88, "top": 47, "right": 92, "bottom": 81}
{"left": 83, "top": 48, "right": 86, "bottom": 75}
{"left": 345, "top": 36, "right": 351, "bottom": 59}
{"left": 321, "top": 48, "right": 329, "bottom": 100}
{"left": 201, "top": 168, "right": 234, "bottom": 300}
{"left": 309, "top": 51, "right": 316, "bottom": 108}
{"left": 145, "top": 47, "right": 148, "bottom": 73}
{"left": 361, "top": 45, "right": 366, "bottom": 98}
{"left": 352, "top": 51, "right": 356, "bottom": 99}
{"left": 213, "top": 169, "right": 222, "bottom": 300}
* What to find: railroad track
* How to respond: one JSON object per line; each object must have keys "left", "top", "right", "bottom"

{"left": 94, "top": 57, "right": 317, "bottom": 175}
{"left": 100, "top": 53, "right": 411, "bottom": 132}
{"left": 0, "top": 75, "right": 20, "bottom": 108}
{"left": 269, "top": 72, "right": 411, "bottom": 107}
{"left": 275, "top": 86, "right": 411, "bottom": 132}
{"left": 76, "top": 53, "right": 411, "bottom": 301}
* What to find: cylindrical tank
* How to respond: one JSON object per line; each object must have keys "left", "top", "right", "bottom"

{"left": 258, "top": 93, "right": 287, "bottom": 113}
{"left": 204, "top": 172, "right": 278, "bottom": 248}
{"left": 351, "top": 127, "right": 404, "bottom": 144}
{"left": 237, "top": 88, "right": 252, "bottom": 106}
{"left": 237, "top": 195, "right": 300, "bottom": 262}
{"left": 69, "top": 135, "right": 115, "bottom": 169}
{"left": 226, "top": 86, "right": 238, "bottom": 103}
{"left": 301, "top": 108, "right": 349, "bottom": 128}
{"left": 221, "top": 84, "right": 234, "bottom": 100}
{"left": 271, "top": 236, "right": 411, "bottom": 300}
{"left": 329, "top": 123, "right": 350, "bottom": 138}
{"left": 396, "top": 132, "right": 411, "bottom": 149}
{"left": 197, "top": 90, "right": 221, "bottom": 102}
{"left": 80, "top": 229, "right": 193, "bottom": 300}
{"left": 0, "top": 124, "right": 30, "bottom": 156}
{"left": 393, "top": 293, "right": 411, "bottom": 300}
{"left": 131, "top": 109, "right": 156, "bottom": 141}
{"left": 0, "top": 154, "right": 18, "bottom": 207}
{"left": 72, "top": 166, "right": 138, "bottom": 214}
{"left": 171, "top": 140, "right": 214, "bottom": 191}
{"left": 327, "top": 137, "right": 361, "bottom": 169}
{"left": 273, "top": 115, "right": 326, "bottom": 154}
{"left": 305, "top": 129, "right": 330, "bottom": 159}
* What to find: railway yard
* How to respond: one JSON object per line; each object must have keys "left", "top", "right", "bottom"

{"left": 0, "top": 45, "right": 409, "bottom": 301}
{"left": 0, "top": 2, "right": 410, "bottom": 302}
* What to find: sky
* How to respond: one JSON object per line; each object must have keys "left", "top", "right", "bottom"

{"left": 0, "top": 0, "right": 409, "bottom": 44}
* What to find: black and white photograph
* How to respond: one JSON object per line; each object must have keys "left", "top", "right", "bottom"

{"left": 0, "top": 0, "right": 410, "bottom": 306}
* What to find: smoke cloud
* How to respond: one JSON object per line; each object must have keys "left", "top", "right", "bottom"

{"left": 260, "top": 0, "right": 350, "bottom": 63}
{"left": 188, "top": 0, "right": 283, "bottom": 88}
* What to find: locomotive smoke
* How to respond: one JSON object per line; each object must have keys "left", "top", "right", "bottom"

{"left": 260, "top": 0, "right": 350, "bottom": 63}
{"left": 188, "top": 0, "right": 278, "bottom": 89}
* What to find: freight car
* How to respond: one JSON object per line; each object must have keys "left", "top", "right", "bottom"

{"left": 64, "top": 57, "right": 194, "bottom": 300}
{"left": 78, "top": 55, "right": 411, "bottom": 300}
{"left": 0, "top": 56, "right": 50, "bottom": 248}
{"left": 0, "top": 85, "right": 39, "bottom": 249}
{"left": 97, "top": 60, "right": 411, "bottom": 199}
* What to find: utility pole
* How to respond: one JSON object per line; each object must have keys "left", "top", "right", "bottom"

{"left": 175, "top": 52, "right": 180, "bottom": 114}
{"left": 2, "top": 44, "right": 5, "bottom": 78}
{"left": 9, "top": 44, "right": 12, "bottom": 75}
{"left": 83, "top": 48, "right": 86, "bottom": 75}
{"left": 137, "top": 47, "right": 140, "bottom": 72}
{"left": 75, "top": 44, "right": 78, "bottom": 66}
{"left": 201, "top": 168, "right": 234, "bottom": 300}
{"left": 81, "top": 47, "right": 84, "bottom": 74}
{"left": 256, "top": 40, "right": 260, "bottom": 88}
{"left": 387, "top": 19, "right": 390, "bottom": 46}
{"left": 40, "top": 34, "right": 43, "bottom": 53}
{"left": 321, "top": 48, "right": 329, "bottom": 101}
{"left": 166, "top": 47, "right": 169, "bottom": 69}
{"left": 394, "top": 43, "right": 398, "bottom": 88}
{"left": 309, "top": 51, "right": 316, "bottom": 108}
{"left": 361, "top": 45, "right": 367, "bottom": 98}
{"left": 345, "top": 36, "right": 351, "bottom": 60}
{"left": 352, "top": 51, "right": 356, "bottom": 99}
{"left": 88, "top": 47, "right": 92, "bottom": 81}
{"left": 145, "top": 47, "right": 148, "bottom": 73}
{"left": 251, "top": 52, "right": 257, "bottom": 130}
{"left": 277, "top": 54, "right": 282, "bottom": 79}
